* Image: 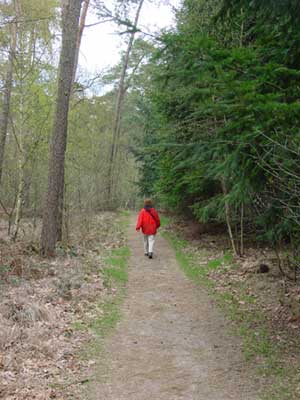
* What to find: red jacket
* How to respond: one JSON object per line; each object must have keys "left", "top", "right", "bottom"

{"left": 136, "top": 207, "right": 160, "bottom": 235}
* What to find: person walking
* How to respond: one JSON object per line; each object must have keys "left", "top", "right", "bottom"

{"left": 136, "top": 199, "right": 161, "bottom": 259}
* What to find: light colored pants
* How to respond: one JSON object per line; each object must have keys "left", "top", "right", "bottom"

{"left": 143, "top": 234, "right": 155, "bottom": 254}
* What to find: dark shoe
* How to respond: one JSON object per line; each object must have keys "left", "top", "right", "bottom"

{"left": 144, "top": 253, "right": 149, "bottom": 257}
{"left": 148, "top": 253, "right": 153, "bottom": 259}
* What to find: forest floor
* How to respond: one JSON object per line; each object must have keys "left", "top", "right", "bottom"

{"left": 0, "top": 211, "right": 130, "bottom": 399}
{"left": 1, "top": 212, "right": 300, "bottom": 399}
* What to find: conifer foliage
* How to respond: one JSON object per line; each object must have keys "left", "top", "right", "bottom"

{"left": 136, "top": 0, "right": 300, "bottom": 260}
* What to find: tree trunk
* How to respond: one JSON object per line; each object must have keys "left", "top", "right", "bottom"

{"left": 56, "top": 0, "right": 88, "bottom": 241}
{"left": 11, "top": 157, "right": 26, "bottom": 241}
{"left": 0, "top": 13, "right": 17, "bottom": 185}
{"left": 11, "top": 83, "right": 26, "bottom": 242}
{"left": 240, "top": 202, "right": 244, "bottom": 256}
{"left": 72, "top": 0, "right": 90, "bottom": 84}
{"left": 107, "top": 0, "right": 145, "bottom": 206}
{"left": 221, "top": 179, "right": 238, "bottom": 256}
{"left": 10, "top": 0, "right": 24, "bottom": 241}
{"left": 40, "top": 0, "right": 82, "bottom": 256}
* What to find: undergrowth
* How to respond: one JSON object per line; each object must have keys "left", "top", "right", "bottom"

{"left": 0, "top": 211, "right": 131, "bottom": 399}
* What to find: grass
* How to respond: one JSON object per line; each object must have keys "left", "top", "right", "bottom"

{"left": 74, "top": 212, "right": 132, "bottom": 397}
{"left": 72, "top": 211, "right": 131, "bottom": 364}
{"left": 89, "top": 297, "right": 123, "bottom": 338}
{"left": 87, "top": 211, "right": 131, "bottom": 338}
{"left": 118, "top": 210, "right": 131, "bottom": 217}
{"left": 102, "top": 246, "right": 129, "bottom": 290}
{"left": 117, "top": 210, "right": 131, "bottom": 229}
{"left": 72, "top": 238, "right": 131, "bottom": 397}
{"left": 163, "top": 229, "right": 300, "bottom": 400}
{"left": 163, "top": 232, "right": 232, "bottom": 288}
{"left": 160, "top": 215, "right": 171, "bottom": 227}
{"left": 73, "top": 245, "right": 130, "bottom": 339}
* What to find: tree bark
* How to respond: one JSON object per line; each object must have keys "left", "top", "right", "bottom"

{"left": 221, "top": 179, "right": 238, "bottom": 256}
{"left": 72, "top": 0, "right": 90, "bottom": 84}
{"left": 56, "top": 0, "right": 88, "bottom": 242}
{"left": 11, "top": 156, "right": 26, "bottom": 241}
{"left": 240, "top": 202, "right": 244, "bottom": 256}
{"left": 40, "top": 0, "right": 82, "bottom": 256}
{"left": 9, "top": 0, "right": 25, "bottom": 241}
{"left": 11, "top": 68, "right": 26, "bottom": 242}
{"left": 107, "top": 0, "right": 145, "bottom": 206}
{"left": 0, "top": 13, "right": 17, "bottom": 185}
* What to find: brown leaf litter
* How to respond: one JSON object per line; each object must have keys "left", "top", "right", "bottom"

{"left": 0, "top": 212, "right": 126, "bottom": 399}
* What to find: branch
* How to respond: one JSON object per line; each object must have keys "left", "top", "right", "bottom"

{"left": 84, "top": 18, "right": 114, "bottom": 28}
{"left": 0, "top": 16, "right": 55, "bottom": 27}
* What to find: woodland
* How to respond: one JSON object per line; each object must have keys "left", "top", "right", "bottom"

{"left": 1, "top": 0, "right": 300, "bottom": 398}
{"left": 1, "top": 0, "right": 300, "bottom": 262}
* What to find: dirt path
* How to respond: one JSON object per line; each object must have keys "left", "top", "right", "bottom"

{"left": 91, "top": 215, "right": 260, "bottom": 399}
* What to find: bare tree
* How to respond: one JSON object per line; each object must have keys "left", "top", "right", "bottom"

{"left": 0, "top": 3, "right": 17, "bottom": 185}
{"left": 221, "top": 179, "right": 238, "bottom": 257}
{"left": 40, "top": 0, "right": 83, "bottom": 256}
{"left": 72, "top": 0, "right": 90, "bottom": 84}
{"left": 107, "top": 0, "right": 145, "bottom": 206}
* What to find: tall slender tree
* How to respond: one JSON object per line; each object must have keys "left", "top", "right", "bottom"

{"left": 107, "top": 0, "right": 145, "bottom": 206}
{"left": 56, "top": 0, "right": 89, "bottom": 241}
{"left": 40, "top": 0, "right": 83, "bottom": 256}
{"left": 72, "top": 0, "right": 90, "bottom": 84}
{"left": 0, "top": 1, "right": 17, "bottom": 185}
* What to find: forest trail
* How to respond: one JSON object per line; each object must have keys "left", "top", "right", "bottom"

{"left": 91, "top": 215, "right": 260, "bottom": 399}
